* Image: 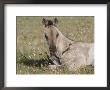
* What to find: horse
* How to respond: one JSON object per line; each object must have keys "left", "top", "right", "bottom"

{"left": 42, "top": 18, "right": 94, "bottom": 71}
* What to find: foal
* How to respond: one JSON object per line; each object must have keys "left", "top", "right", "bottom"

{"left": 42, "top": 18, "right": 94, "bottom": 71}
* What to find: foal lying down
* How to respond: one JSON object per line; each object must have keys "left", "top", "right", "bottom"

{"left": 42, "top": 18, "right": 94, "bottom": 71}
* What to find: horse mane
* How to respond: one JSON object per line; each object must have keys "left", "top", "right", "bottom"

{"left": 47, "top": 20, "right": 53, "bottom": 26}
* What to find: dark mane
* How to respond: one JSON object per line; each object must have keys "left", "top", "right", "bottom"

{"left": 42, "top": 18, "right": 58, "bottom": 27}
{"left": 47, "top": 20, "right": 53, "bottom": 26}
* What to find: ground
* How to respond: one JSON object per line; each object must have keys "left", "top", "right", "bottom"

{"left": 16, "top": 16, "right": 94, "bottom": 74}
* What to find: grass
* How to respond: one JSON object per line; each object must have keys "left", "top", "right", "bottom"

{"left": 16, "top": 16, "right": 94, "bottom": 74}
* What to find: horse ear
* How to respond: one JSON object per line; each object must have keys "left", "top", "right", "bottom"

{"left": 42, "top": 18, "right": 47, "bottom": 25}
{"left": 54, "top": 18, "right": 58, "bottom": 24}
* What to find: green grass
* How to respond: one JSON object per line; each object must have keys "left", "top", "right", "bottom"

{"left": 16, "top": 16, "right": 94, "bottom": 74}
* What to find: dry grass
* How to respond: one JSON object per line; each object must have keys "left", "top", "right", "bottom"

{"left": 16, "top": 16, "right": 94, "bottom": 74}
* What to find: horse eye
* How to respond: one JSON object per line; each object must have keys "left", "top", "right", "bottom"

{"left": 45, "top": 34, "right": 48, "bottom": 40}
{"left": 56, "top": 33, "right": 59, "bottom": 38}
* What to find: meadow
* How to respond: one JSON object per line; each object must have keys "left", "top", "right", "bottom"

{"left": 16, "top": 16, "right": 94, "bottom": 74}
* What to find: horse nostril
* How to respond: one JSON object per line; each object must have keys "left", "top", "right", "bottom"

{"left": 49, "top": 48, "right": 53, "bottom": 51}
{"left": 49, "top": 46, "right": 56, "bottom": 52}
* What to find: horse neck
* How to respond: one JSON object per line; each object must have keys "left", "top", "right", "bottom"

{"left": 56, "top": 29, "right": 74, "bottom": 54}
{"left": 57, "top": 29, "right": 73, "bottom": 43}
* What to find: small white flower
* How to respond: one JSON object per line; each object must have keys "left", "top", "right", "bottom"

{"left": 33, "top": 53, "right": 36, "bottom": 56}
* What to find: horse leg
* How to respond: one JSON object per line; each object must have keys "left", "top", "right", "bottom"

{"left": 68, "top": 57, "right": 86, "bottom": 72}
{"left": 50, "top": 55, "right": 61, "bottom": 65}
{"left": 48, "top": 55, "right": 62, "bottom": 69}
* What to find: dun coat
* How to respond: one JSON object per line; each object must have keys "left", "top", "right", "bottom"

{"left": 42, "top": 18, "right": 94, "bottom": 71}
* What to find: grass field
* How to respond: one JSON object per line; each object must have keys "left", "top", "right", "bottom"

{"left": 16, "top": 16, "right": 94, "bottom": 74}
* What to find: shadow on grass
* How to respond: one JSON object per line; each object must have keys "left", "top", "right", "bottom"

{"left": 17, "top": 54, "right": 54, "bottom": 68}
